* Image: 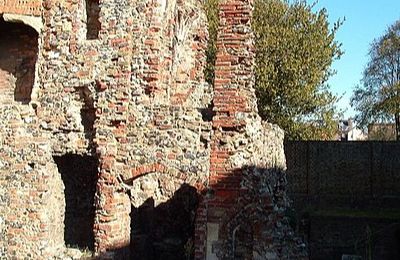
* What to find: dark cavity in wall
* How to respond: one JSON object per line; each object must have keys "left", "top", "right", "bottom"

{"left": 77, "top": 85, "right": 96, "bottom": 135}
{"left": 0, "top": 17, "right": 38, "bottom": 104}
{"left": 86, "top": 0, "right": 101, "bottom": 40}
{"left": 53, "top": 154, "right": 99, "bottom": 250}
{"left": 130, "top": 184, "right": 199, "bottom": 260}
{"left": 199, "top": 102, "right": 215, "bottom": 122}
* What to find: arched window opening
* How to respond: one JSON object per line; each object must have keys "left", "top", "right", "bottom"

{"left": 0, "top": 16, "right": 38, "bottom": 104}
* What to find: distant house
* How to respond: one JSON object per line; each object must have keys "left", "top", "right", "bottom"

{"left": 368, "top": 123, "right": 396, "bottom": 141}
{"left": 338, "top": 119, "right": 367, "bottom": 141}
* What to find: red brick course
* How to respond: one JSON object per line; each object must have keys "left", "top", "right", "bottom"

{"left": 0, "top": 0, "right": 42, "bottom": 16}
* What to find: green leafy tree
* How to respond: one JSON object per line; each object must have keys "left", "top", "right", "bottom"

{"left": 253, "top": 0, "right": 343, "bottom": 140}
{"left": 351, "top": 20, "right": 400, "bottom": 141}
{"left": 204, "top": 0, "right": 342, "bottom": 140}
{"left": 204, "top": 0, "right": 219, "bottom": 85}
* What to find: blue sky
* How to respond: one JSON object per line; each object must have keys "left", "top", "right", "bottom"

{"left": 307, "top": 0, "right": 400, "bottom": 118}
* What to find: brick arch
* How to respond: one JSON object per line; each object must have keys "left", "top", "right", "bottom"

{"left": 121, "top": 162, "right": 206, "bottom": 193}
{"left": 133, "top": 189, "right": 200, "bottom": 258}
{"left": 126, "top": 170, "right": 205, "bottom": 259}
{"left": 216, "top": 198, "right": 257, "bottom": 258}
{"left": 0, "top": 16, "right": 39, "bottom": 104}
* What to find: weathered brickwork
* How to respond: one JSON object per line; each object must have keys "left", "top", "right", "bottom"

{"left": 0, "top": 0, "right": 42, "bottom": 16}
{"left": 0, "top": 0, "right": 306, "bottom": 259}
{"left": 0, "top": 19, "right": 38, "bottom": 104}
{"left": 201, "top": 1, "right": 306, "bottom": 259}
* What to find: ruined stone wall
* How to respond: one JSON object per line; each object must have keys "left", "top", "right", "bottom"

{"left": 1, "top": 0, "right": 212, "bottom": 257}
{"left": 199, "top": 1, "right": 306, "bottom": 259}
{"left": 0, "top": 10, "right": 65, "bottom": 258}
{"left": 0, "top": 0, "right": 306, "bottom": 259}
{"left": 0, "top": 103, "right": 65, "bottom": 258}
{"left": 0, "top": 19, "right": 38, "bottom": 103}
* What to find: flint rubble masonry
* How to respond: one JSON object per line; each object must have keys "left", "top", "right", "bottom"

{"left": 0, "top": 0, "right": 307, "bottom": 259}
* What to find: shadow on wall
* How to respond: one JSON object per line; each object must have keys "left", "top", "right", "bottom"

{"left": 130, "top": 184, "right": 199, "bottom": 260}
{"left": 92, "top": 184, "right": 201, "bottom": 260}
{"left": 93, "top": 165, "right": 306, "bottom": 260}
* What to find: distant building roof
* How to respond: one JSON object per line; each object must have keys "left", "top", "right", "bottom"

{"left": 338, "top": 118, "right": 367, "bottom": 141}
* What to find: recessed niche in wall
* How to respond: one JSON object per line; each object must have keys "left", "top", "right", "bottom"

{"left": 77, "top": 85, "right": 96, "bottom": 134}
{"left": 0, "top": 17, "right": 38, "bottom": 104}
{"left": 86, "top": 0, "right": 101, "bottom": 40}
{"left": 53, "top": 154, "right": 99, "bottom": 250}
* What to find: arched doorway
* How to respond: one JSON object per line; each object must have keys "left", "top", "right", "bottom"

{"left": 130, "top": 183, "right": 200, "bottom": 259}
{"left": 53, "top": 154, "right": 99, "bottom": 251}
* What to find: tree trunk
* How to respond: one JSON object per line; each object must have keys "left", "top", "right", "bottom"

{"left": 395, "top": 113, "right": 400, "bottom": 141}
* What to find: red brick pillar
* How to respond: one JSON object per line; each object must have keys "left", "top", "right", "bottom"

{"left": 93, "top": 93, "right": 131, "bottom": 255}
{"left": 94, "top": 155, "right": 131, "bottom": 256}
{"left": 93, "top": 85, "right": 131, "bottom": 256}
{"left": 204, "top": 0, "right": 256, "bottom": 258}
{"left": 93, "top": 3, "right": 133, "bottom": 255}
{"left": 209, "top": 0, "right": 255, "bottom": 219}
